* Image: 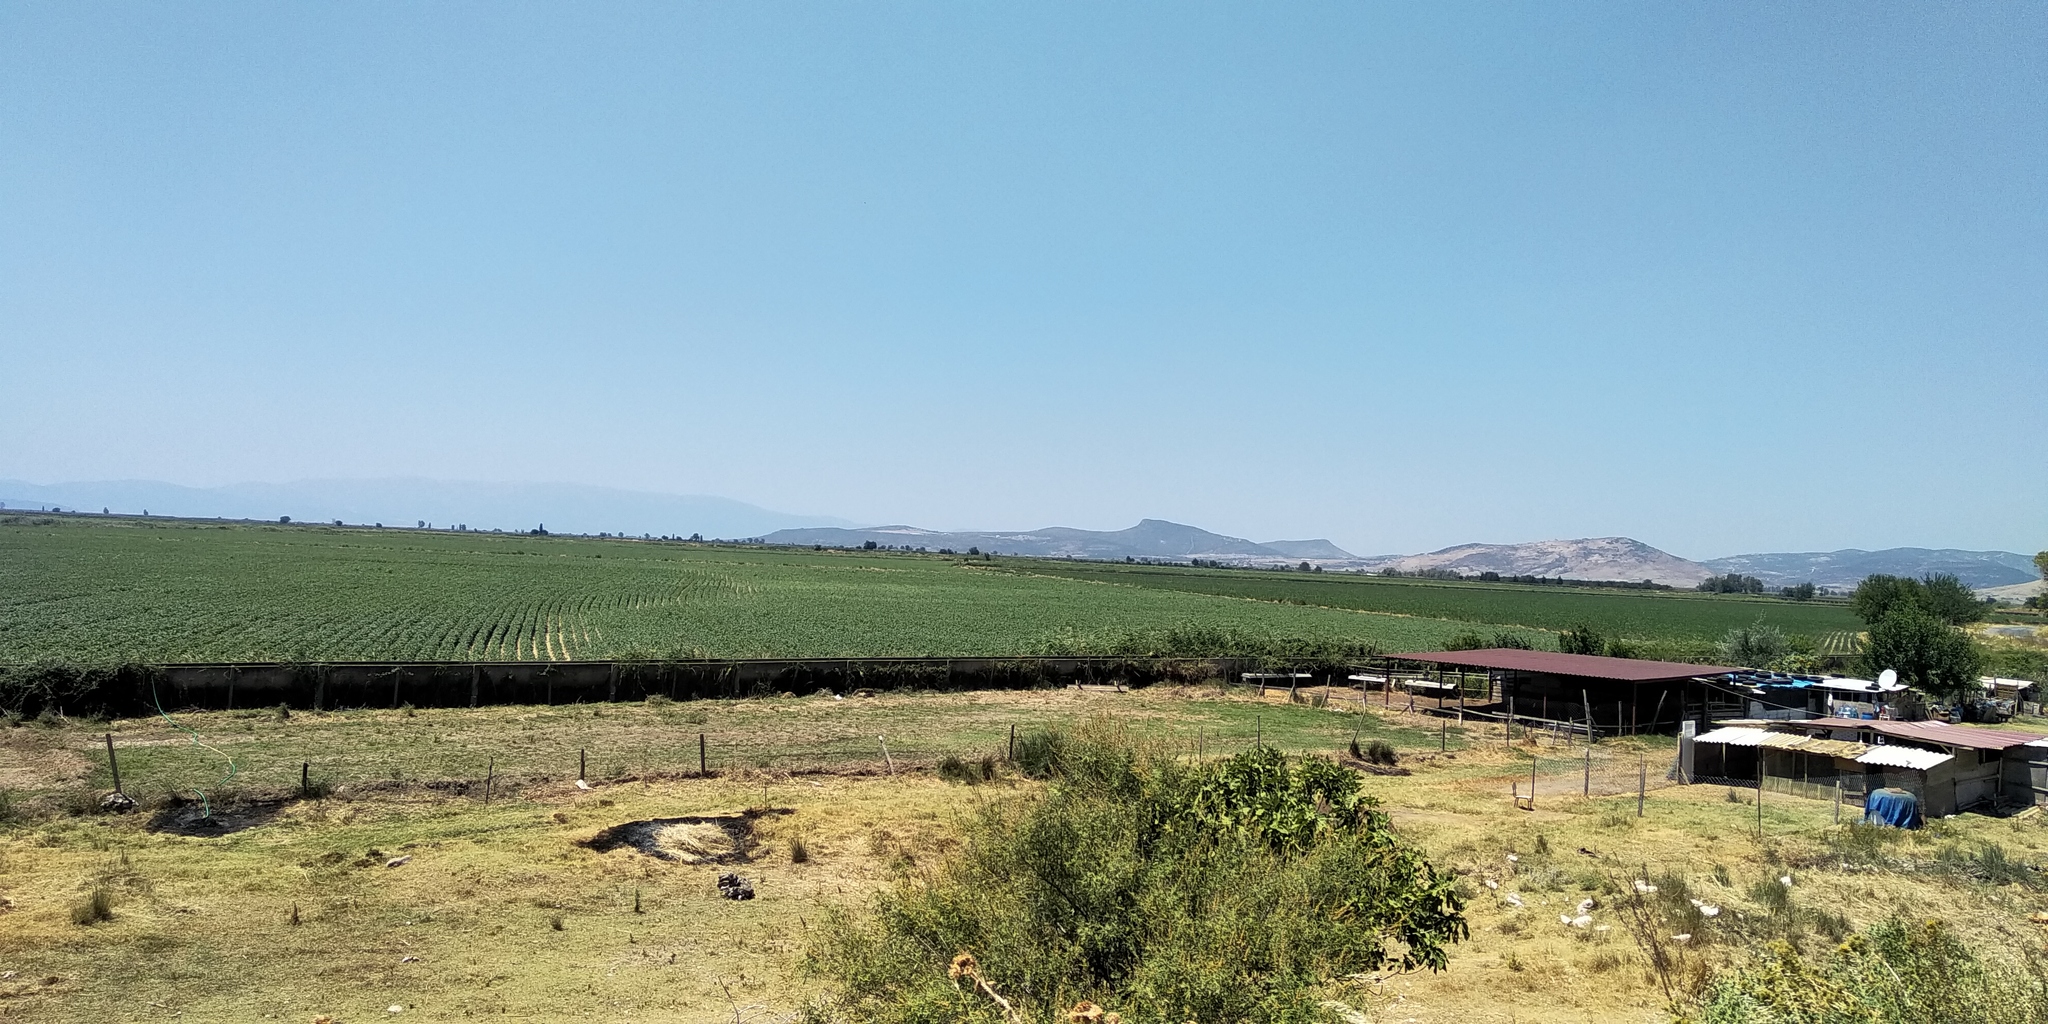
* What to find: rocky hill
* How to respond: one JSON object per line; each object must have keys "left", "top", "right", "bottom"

{"left": 1355, "top": 537, "right": 1714, "bottom": 587}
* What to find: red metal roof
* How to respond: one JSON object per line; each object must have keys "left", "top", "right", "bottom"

{"left": 1385, "top": 648, "right": 1740, "bottom": 683}
{"left": 1790, "top": 717, "right": 2048, "bottom": 752}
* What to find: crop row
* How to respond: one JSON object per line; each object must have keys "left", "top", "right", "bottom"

{"left": 0, "top": 519, "right": 1510, "bottom": 664}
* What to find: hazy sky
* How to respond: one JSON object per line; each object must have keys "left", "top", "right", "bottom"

{"left": 2, "top": 3, "right": 2041, "bottom": 558}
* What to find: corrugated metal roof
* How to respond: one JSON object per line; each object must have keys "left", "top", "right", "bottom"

{"left": 1797, "top": 718, "right": 2048, "bottom": 752}
{"left": 1386, "top": 649, "right": 1739, "bottom": 682}
{"left": 1695, "top": 726, "right": 1774, "bottom": 746}
{"left": 1799, "top": 739, "right": 1869, "bottom": 758}
{"left": 1758, "top": 732, "right": 1816, "bottom": 750}
{"left": 1856, "top": 746, "right": 1953, "bottom": 771}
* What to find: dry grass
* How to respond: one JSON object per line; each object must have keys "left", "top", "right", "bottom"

{"left": 3, "top": 689, "right": 2048, "bottom": 1022}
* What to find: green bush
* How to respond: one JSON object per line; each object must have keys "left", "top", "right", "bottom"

{"left": 1012, "top": 728, "right": 1066, "bottom": 780}
{"left": 807, "top": 732, "right": 1467, "bottom": 1023}
{"left": 1683, "top": 918, "right": 2048, "bottom": 1023}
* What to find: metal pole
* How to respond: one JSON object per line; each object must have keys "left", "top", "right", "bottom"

{"left": 1584, "top": 748, "right": 1591, "bottom": 797}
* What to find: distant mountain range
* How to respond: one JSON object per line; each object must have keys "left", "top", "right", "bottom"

{"left": 1698, "top": 548, "right": 2040, "bottom": 590}
{"left": 763, "top": 519, "right": 1354, "bottom": 563}
{"left": 4, "top": 478, "right": 2034, "bottom": 595}
{"left": 0, "top": 478, "right": 852, "bottom": 540}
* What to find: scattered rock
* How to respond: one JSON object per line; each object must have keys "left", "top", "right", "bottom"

{"left": 399, "top": 955, "right": 419, "bottom": 963}
{"left": 385, "top": 855, "right": 411, "bottom": 869}
{"left": 99, "top": 792, "right": 136, "bottom": 813}
{"left": 717, "top": 872, "right": 755, "bottom": 900}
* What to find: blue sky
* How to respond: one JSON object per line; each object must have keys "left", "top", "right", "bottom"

{"left": 2, "top": 3, "right": 2041, "bottom": 558}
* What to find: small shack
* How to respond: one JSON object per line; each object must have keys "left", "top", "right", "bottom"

{"left": 1378, "top": 649, "right": 1739, "bottom": 738}
{"left": 1686, "top": 717, "right": 2048, "bottom": 816}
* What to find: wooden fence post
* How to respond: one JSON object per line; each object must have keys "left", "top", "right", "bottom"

{"left": 579, "top": 748, "right": 586, "bottom": 783}
{"left": 1583, "top": 748, "right": 1590, "bottom": 797}
{"left": 301, "top": 760, "right": 310, "bottom": 799}
{"left": 1008, "top": 724, "right": 1016, "bottom": 761}
{"left": 105, "top": 733, "right": 122, "bottom": 795}
{"left": 1637, "top": 759, "right": 1646, "bottom": 817}
{"left": 484, "top": 756, "right": 494, "bottom": 805}
{"left": 699, "top": 734, "right": 707, "bottom": 776}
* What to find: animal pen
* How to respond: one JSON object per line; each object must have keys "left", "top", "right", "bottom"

{"left": 1363, "top": 649, "right": 1743, "bottom": 740}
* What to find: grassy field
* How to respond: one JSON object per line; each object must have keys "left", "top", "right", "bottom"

{"left": 0, "top": 515, "right": 1850, "bottom": 668}
{"left": 0, "top": 516, "right": 1557, "bottom": 665}
{"left": 6, "top": 688, "right": 2047, "bottom": 1023}
{"left": 1021, "top": 563, "right": 1865, "bottom": 643}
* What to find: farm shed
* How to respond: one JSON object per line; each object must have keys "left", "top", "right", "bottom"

{"left": 1378, "top": 649, "right": 1738, "bottom": 738}
{"left": 1687, "top": 718, "right": 2048, "bottom": 816}
{"left": 1719, "top": 672, "right": 1909, "bottom": 721}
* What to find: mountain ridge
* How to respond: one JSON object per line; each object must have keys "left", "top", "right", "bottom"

{"left": 0, "top": 478, "right": 851, "bottom": 540}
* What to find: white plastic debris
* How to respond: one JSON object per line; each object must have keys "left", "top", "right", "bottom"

{"left": 1576, "top": 897, "right": 1597, "bottom": 914}
{"left": 1779, "top": 875, "right": 1793, "bottom": 887}
{"left": 388, "top": 1006, "right": 404, "bottom": 1015}
{"left": 1503, "top": 893, "right": 1523, "bottom": 907}
{"left": 1506, "top": 854, "right": 1520, "bottom": 863}
{"left": 1699, "top": 905, "right": 1721, "bottom": 917}
{"left": 1672, "top": 934, "right": 1692, "bottom": 943}
{"left": 1570, "top": 914, "right": 1593, "bottom": 928}
{"left": 1559, "top": 914, "right": 1572, "bottom": 925}
{"left": 575, "top": 780, "right": 592, "bottom": 790}
{"left": 1633, "top": 880, "right": 1658, "bottom": 894}
{"left": 385, "top": 855, "right": 411, "bottom": 869}
{"left": 1485, "top": 879, "right": 1500, "bottom": 890}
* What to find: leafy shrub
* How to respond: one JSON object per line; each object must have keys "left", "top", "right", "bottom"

{"left": 1683, "top": 918, "right": 2048, "bottom": 1024}
{"left": 1012, "top": 728, "right": 1066, "bottom": 780}
{"left": 807, "top": 734, "right": 1467, "bottom": 1024}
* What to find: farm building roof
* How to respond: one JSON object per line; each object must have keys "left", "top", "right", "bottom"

{"left": 1385, "top": 648, "right": 1739, "bottom": 683}
{"left": 1792, "top": 718, "right": 2048, "bottom": 752}
{"left": 1854, "top": 746, "right": 1954, "bottom": 771}
{"left": 1693, "top": 726, "right": 1772, "bottom": 746}
{"left": 1693, "top": 727, "right": 1873, "bottom": 758}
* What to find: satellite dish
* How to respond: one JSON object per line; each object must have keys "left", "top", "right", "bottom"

{"left": 1878, "top": 668, "right": 1898, "bottom": 688}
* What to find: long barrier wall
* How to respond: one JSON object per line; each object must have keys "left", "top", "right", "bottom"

{"left": 4, "top": 657, "right": 1285, "bottom": 717}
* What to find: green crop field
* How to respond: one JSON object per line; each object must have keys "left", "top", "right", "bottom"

{"left": 1021, "top": 562, "right": 1864, "bottom": 644}
{"left": 0, "top": 515, "right": 1853, "bottom": 666}
{"left": 0, "top": 516, "right": 1549, "bottom": 664}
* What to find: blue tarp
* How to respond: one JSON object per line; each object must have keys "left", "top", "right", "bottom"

{"left": 1864, "top": 788, "right": 1922, "bottom": 829}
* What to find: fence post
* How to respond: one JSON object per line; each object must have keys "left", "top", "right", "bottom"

{"left": 1008, "top": 724, "right": 1016, "bottom": 761}
{"left": 301, "top": 760, "right": 310, "bottom": 799}
{"left": 1531, "top": 755, "right": 1538, "bottom": 808}
{"left": 1582, "top": 689, "right": 1595, "bottom": 740}
{"left": 1637, "top": 759, "right": 1646, "bottom": 817}
{"left": 699, "top": 733, "right": 707, "bottom": 776}
{"left": 1834, "top": 782, "right": 1842, "bottom": 824}
{"left": 1584, "top": 748, "right": 1591, "bottom": 797}
{"left": 1440, "top": 718, "right": 1446, "bottom": 752}
{"left": 105, "top": 733, "right": 123, "bottom": 795}
{"left": 1756, "top": 758, "right": 1764, "bottom": 836}
{"left": 484, "top": 756, "right": 494, "bottom": 805}
{"left": 579, "top": 748, "right": 586, "bottom": 783}
{"left": 878, "top": 735, "right": 894, "bottom": 774}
